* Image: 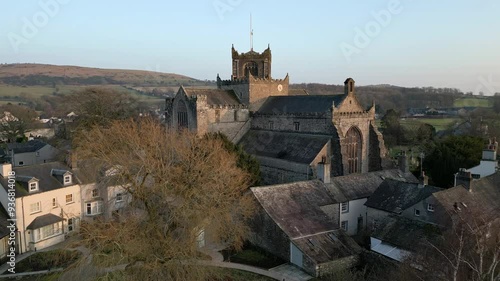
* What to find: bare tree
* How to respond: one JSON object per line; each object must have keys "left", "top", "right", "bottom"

{"left": 74, "top": 119, "right": 256, "bottom": 280}
{"left": 404, "top": 201, "right": 500, "bottom": 281}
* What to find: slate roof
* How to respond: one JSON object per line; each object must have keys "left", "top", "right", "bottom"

{"left": 257, "top": 95, "right": 346, "bottom": 114}
{"left": 239, "top": 130, "right": 331, "bottom": 164}
{"left": 26, "top": 213, "right": 64, "bottom": 230}
{"left": 325, "top": 169, "right": 418, "bottom": 203}
{"left": 365, "top": 179, "right": 442, "bottom": 213}
{"left": 251, "top": 180, "right": 337, "bottom": 239}
{"left": 292, "top": 230, "right": 361, "bottom": 264}
{"left": 0, "top": 205, "right": 10, "bottom": 239}
{"left": 7, "top": 140, "right": 48, "bottom": 154}
{"left": 433, "top": 172, "right": 500, "bottom": 223}
{"left": 372, "top": 215, "right": 441, "bottom": 251}
{"left": 0, "top": 162, "right": 77, "bottom": 198}
{"left": 183, "top": 88, "right": 241, "bottom": 106}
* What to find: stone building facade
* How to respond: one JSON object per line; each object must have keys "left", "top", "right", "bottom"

{"left": 165, "top": 45, "right": 387, "bottom": 184}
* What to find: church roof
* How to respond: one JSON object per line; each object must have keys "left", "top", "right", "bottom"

{"left": 182, "top": 88, "right": 242, "bottom": 106}
{"left": 257, "top": 95, "right": 346, "bottom": 114}
{"left": 239, "top": 130, "right": 331, "bottom": 164}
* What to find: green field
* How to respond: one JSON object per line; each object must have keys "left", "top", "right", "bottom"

{"left": 400, "top": 118, "right": 459, "bottom": 131}
{"left": 453, "top": 97, "right": 492, "bottom": 107}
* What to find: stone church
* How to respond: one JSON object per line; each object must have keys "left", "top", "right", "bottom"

{"left": 165, "top": 45, "right": 387, "bottom": 184}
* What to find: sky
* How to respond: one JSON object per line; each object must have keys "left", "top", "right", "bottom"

{"left": 1, "top": 0, "right": 499, "bottom": 94}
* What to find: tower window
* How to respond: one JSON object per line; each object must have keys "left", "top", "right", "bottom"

{"left": 269, "top": 121, "right": 274, "bottom": 130}
{"left": 177, "top": 100, "right": 188, "bottom": 129}
{"left": 349, "top": 81, "right": 354, "bottom": 93}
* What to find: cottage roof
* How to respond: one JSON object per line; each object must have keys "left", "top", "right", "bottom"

{"left": 251, "top": 180, "right": 337, "bottom": 239}
{"left": 372, "top": 215, "right": 441, "bottom": 251}
{"left": 257, "top": 95, "right": 346, "bottom": 114}
{"left": 365, "top": 179, "right": 442, "bottom": 213}
{"left": 26, "top": 213, "right": 64, "bottom": 230}
{"left": 239, "top": 130, "right": 331, "bottom": 164}
{"left": 292, "top": 230, "right": 361, "bottom": 264}
{"left": 0, "top": 162, "right": 77, "bottom": 198}
{"left": 433, "top": 172, "right": 500, "bottom": 222}
{"left": 325, "top": 169, "right": 418, "bottom": 203}
{"left": 7, "top": 140, "right": 48, "bottom": 154}
{"left": 183, "top": 88, "right": 241, "bottom": 106}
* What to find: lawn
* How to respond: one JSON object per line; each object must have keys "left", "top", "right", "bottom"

{"left": 400, "top": 117, "right": 459, "bottom": 131}
{"left": 222, "top": 243, "right": 285, "bottom": 269}
{"left": 453, "top": 97, "right": 492, "bottom": 107}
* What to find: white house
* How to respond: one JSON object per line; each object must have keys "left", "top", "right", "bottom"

{"left": 320, "top": 166, "right": 418, "bottom": 236}
{"left": 0, "top": 162, "right": 81, "bottom": 254}
{"left": 457, "top": 138, "right": 498, "bottom": 181}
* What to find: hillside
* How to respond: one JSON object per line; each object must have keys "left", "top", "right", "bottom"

{"left": 0, "top": 63, "right": 206, "bottom": 86}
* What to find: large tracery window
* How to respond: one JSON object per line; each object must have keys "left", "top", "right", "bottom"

{"left": 177, "top": 100, "right": 188, "bottom": 129}
{"left": 346, "top": 127, "right": 362, "bottom": 174}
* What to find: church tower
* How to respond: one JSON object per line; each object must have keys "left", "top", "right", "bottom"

{"left": 231, "top": 45, "right": 272, "bottom": 80}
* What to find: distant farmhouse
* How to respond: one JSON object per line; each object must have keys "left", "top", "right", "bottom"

{"left": 166, "top": 45, "right": 387, "bottom": 185}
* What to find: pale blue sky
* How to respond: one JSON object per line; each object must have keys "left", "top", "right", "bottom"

{"left": 1, "top": 0, "right": 499, "bottom": 93}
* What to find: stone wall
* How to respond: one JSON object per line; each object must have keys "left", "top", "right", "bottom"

{"left": 258, "top": 156, "right": 312, "bottom": 185}
{"left": 248, "top": 207, "right": 290, "bottom": 262}
{"left": 316, "top": 255, "right": 359, "bottom": 277}
{"left": 368, "top": 122, "right": 385, "bottom": 171}
{"left": 248, "top": 75, "right": 289, "bottom": 111}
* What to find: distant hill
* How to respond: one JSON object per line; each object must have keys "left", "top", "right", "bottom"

{"left": 290, "top": 83, "right": 480, "bottom": 113}
{"left": 0, "top": 63, "right": 206, "bottom": 87}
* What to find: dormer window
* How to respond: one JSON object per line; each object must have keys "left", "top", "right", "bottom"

{"left": 64, "top": 175, "right": 72, "bottom": 185}
{"left": 29, "top": 181, "right": 38, "bottom": 192}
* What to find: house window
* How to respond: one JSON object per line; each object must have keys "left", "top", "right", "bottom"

{"left": 346, "top": 127, "right": 362, "bottom": 174}
{"left": 427, "top": 204, "right": 435, "bottom": 212}
{"left": 68, "top": 218, "right": 75, "bottom": 232}
{"left": 341, "top": 220, "right": 348, "bottom": 231}
{"left": 36, "top": 151, "right": 40, "bottom": 157}
{"left": 269, "top": 121, "right": 274, "bottom": 130}
{"left": 52, "top": 198, "right": 57, "bottom": 208}
{"left": 116, "top": 193, "right": 123, "bottom": 203}
{"left": 294, "top": 122, "right": 300, "bottom": 131}
{"left": 86, "top": 201, "right": 103, "bottom": 216}
{"left": 234, "top": 111, "right": 238, "bottom": 121}
{"left": 29, "top": 182, "right": 38, "bottom": 192}
{"left": 414, "top": 209, "right": 420, "bottom": 216}
{"left": 64, "top": 175, "right": 72, "bottom": 185}
{"left": 65, "top": 194, "right": 74, "bottom": 204}
{"left": 30, "top": 202, "right": 41, "bottom": 214}
{"left": 33, "top": 223, "right": 61, "bottom": 242}
{"left": 92, "top": 189, "right": 99, "bottom": 198}
{"left": 341, "top": 202, "right": 349, "bottom": 213}
{"left": 18, "top": 161, "right": 24, "bottom": 166}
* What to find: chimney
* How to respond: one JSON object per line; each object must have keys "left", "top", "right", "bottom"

{"left": 454, "top": 168, "right": 473, "bottom": 191}
{"left": 317, "top": 160, "right": 331, "bottom": 184}
{"left": 398, "top": 151, "right": 409, "bottom": 173}
{"left": 66, "top": 150, "right": 78, "bottom": 170}
{"left": 419, "top": 171, "right": 429, "bottom": 187}
{"left": 482, "top": 138, "right": 498, "bottom": 161}
{"left": 0, "top": 163, "right": 12, "bottom": 178}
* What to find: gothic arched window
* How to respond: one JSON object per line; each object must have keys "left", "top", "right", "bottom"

{"left": 346, "top": 127, "right": 362, "bottom": 174}
{"left": 177, "top": 100, "right": 188, "bottom": 129}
